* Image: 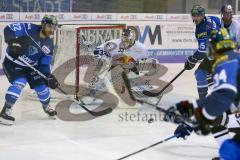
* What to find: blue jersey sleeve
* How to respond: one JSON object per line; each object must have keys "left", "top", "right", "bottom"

{"left": 38, "top": 39, "right": 54, "bottom": 77}
{"left": 209, "top": 16, "right": 221, "bottom": 29}
{"left": 38, "top": 54, "right": 53, "bottom": 77}
{"left": 4, "top": 23, "right": 30, "bottom": 43}
{"left": 195, "top": 57, "right": 238, "bottom": 119}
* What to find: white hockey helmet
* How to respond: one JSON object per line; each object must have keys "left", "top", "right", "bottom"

{"left": 121, "top": 28, "right": 136, "bottom": 49}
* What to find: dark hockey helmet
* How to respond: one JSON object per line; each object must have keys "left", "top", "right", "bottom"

{"left": 41, "top": 15, "right": 58, "bottom": 27}
{"left": 208, "top": 28, "right": 236, "bottom": 55}
{"left": 121, "top": 28, "right": 136, "bottom": 49}
{"left": 191, "top": 5, "right": 205, "bottom": 17}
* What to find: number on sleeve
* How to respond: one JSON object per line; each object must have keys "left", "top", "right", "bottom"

{"left": 9, "top": 23, "right": 22, "bottom": 31}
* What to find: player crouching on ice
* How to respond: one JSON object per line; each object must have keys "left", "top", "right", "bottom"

{"left": 92, "top": 28, "right": 157, "bottom": 101}
{"left": 164, "top": 28, "right": 240, "bottom": 160}
{"left": 0, "top": 15, "right": 59, "bottom": 125}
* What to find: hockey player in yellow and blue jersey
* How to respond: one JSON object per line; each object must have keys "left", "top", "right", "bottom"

{"left": 0, "top": 15, "right": 59, "bottom": 125}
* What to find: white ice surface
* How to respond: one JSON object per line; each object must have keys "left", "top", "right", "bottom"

{"left": 0, "top": 64, "right": 219, "bottom": 160}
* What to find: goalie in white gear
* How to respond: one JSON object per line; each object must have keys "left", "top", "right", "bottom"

{"left": 91, "top": 28, "right": 157, "bottom": 99}
{"left": 221, "top": 4, "right": 240, "bottom": 46}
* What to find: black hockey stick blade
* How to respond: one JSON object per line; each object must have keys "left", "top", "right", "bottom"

{"left": 79, "top": 103, "right": 113, "bottom": 117}
{"left": 142, "top": 68, "right": 185, "bottom": 97}
{"left": 57, "top": 86, "right": 113, "bottom": 117}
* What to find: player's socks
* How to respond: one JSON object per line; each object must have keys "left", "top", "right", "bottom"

{"left": 5, "top": 78, "right": 26, "bottom": 105}
{"left": 34, "top": 85, "right": 57, "bottom": 118}
{"left": 195, "top": 69, "right": 209, "bottom": 99}
{"left": 197, "top": 87, "right": 208, "bottom": 99}
{"left": 0, "top": 78, "right": 26, "bottom": 125}
{"left": 0, "top": 103, "right": 15, "bottom": 125}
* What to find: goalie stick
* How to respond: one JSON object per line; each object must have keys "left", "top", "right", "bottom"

{"left": 142, "top": 68, "right": 186, "bottom": 97}
{"left": 122, "top": 75, "right": 194, "bottom": 124}
{"left": 119, "top": 65, "right": 167, "bottom": 112}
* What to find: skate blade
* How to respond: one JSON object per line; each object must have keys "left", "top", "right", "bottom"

{"left": 48, "top": 115, "right": 57, "bottom": 120}
{"left": 0, "top": 118, "right": 14, "bottom": 126}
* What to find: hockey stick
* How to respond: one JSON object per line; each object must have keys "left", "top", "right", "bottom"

{"left": 143, "top": 68, "right": 186, "bottom": 97}
{"left": 18, "top": 56, "right": 113, "bottom": 117}
{"left": 120, "top": 66, "right": 168, "bottom": 112}
{"left": 20, "top": 27, "right": 112, "bottom": 116}
{"left": 121, "top": 77, "right": 176, "bottom": 123}
{"left": 116, "top": 134, "right": 179, "bottom": 160}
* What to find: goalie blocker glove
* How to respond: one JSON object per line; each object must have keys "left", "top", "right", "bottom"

{"left": 47, "top": 74, "right": 59, "bottom": 89}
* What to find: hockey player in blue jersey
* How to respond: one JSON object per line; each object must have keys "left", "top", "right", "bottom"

{"left": 185, "top": 5, "right": 220, "bottom": 99}
{"left": 184, "top": 6, "right": 235, "bottom": 149}
{"left": 165, "top": 28, "right": 240, "bottom": 160}
{"left": 0, "top": 15, "right": 59, "bottom": 125}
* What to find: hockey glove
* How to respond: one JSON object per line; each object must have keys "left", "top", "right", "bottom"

{"left": 164, "top": 100, "right": 195, "bottom": 123}
{"left": 47, "top": 74, "right": 59, "bottom": 89}
{"left": 8, "top": 41, "right": 23, "bottom": 60}
{"left": 163, "top": 106, "right": 182, "bottom": 123}
{"left": 184, "top": 56, "right": 198, "bottom": 70}
{"left": 174, "top": 122, "right": 193, "bottom": 139}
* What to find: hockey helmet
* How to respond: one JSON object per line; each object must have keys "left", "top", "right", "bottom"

{"left": 208, "top": 28, "right": 236, "bottom": 55}
{"left": 221, "top": 4, "right": 233, "bottom": 15}
{"left": 41, "top": 15, "right": 58, "bottom": 28}
{"left": 221, "top": 4, "right": 233, "bottom": 24}
{"left": 191, "top": 5, "right": 205, "bottom": 17}
{"left": 121, "top": 28, "right": 135, "bottom": 49}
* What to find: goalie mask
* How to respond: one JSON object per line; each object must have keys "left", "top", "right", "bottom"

{"left": 207, "top": 28, "right": 236, "bottom": 58}
{"left": 121, "top": 28, "right": 136, "bottom": 49}
{"left": 221, "top": 4, "right": 233, "bottom": 26}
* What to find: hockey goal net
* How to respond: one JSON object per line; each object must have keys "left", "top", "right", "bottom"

{"left": 27, "top": 24, "right": 125, "bottom": 101}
